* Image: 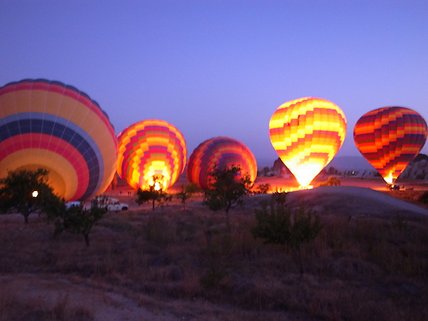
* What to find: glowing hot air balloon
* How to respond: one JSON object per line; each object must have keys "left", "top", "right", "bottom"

{"left": 117, "top": 119, "right": 187, "bottom": 190}
{"left": 354, "top": 107, "right": 427, "bottom": 184}
{"left": 0, "top": 79, "right": 118, "bottom": 201}
{"left": 269, "top": 97, "right": 347, "bottom": 188}
{"left": 187, "top": 136, "right": 257, "bottom": 189}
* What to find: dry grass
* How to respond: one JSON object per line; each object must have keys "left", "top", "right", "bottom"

{"left": 0, "top": 288, "right": 93, "bottom": 321}
{"left": 0, "top": 194, "right": 428, "bottom": 321}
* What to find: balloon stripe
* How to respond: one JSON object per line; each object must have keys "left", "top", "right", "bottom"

{"left": 354, "top": 106, "right": 427, "bottom": 184}
{"left": 0, "top": 133, "right": 89, "bottom": 199}
{"left": 0, "top": 79, "right": 117, "bottom": 200}
{"left": 187, "top": 136, "right": 257, "bottom": 189}
{"left": 0, "top": 118, "right": 99, "bottom": 199}
{"left": 0, "top": 80, "right": 116, "bottom": 140}
{"left": 117, "top": 119, "right": 187, "bottom": 190}
{"left": 269, "top": 98, "right": 347, "bottom": 187}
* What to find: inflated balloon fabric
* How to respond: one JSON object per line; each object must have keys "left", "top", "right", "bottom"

{"left": 0, "top": 79, "right": 118, "bottom": 201}
{"left": 117, "top": 119, "right": 186, "bottom": 190}
{"left": 187, "top": 136, "right": 257, "bottom": 189}
{"left": 269, "top": 97, "right": 347, "bottom": 187}
{"left": 354, "top": 107, "right": 427, "bottom": 184}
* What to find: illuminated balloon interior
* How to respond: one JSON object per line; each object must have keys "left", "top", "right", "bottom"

{"left": 117, "top": 119, "right": 187, "bottom": 190}
{"left": 269, "top": 97, "right": 347, "bottom": 188}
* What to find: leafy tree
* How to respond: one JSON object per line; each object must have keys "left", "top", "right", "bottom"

{"left": 50, "top": 204, "right": 107, "bottom": 247}
{"left": 136, "top": 175, "right": 168, "bottom": 210}
{"left": 136, "top": 188, "right": 161, "bottom": 210}
{"left": 176, "top": 183, "right": 198, "bottom": 210}
{"left": 0, "top": 168, "right": 61, "bottom": 223}
{"left": 203, "top": 165, "right": 252, "bottom": 229}
{"left": 252, "top": 198, "right": 322, "bottom": 275}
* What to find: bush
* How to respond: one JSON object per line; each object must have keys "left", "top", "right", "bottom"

{"left": 419, "top": 191, "right": 428, "bottom": 204}
{"left": 50, "top": 204, "right": 107, "bottom": 246}
{"left": 255, "top": 183, "right": 271, "bottom": 194}
{"left": 252, "top": 200, "right": 322, "bottom": 274}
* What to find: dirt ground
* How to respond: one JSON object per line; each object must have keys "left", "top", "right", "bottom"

{"left": 1, "top": 182, "right": 428, "bottom": 321}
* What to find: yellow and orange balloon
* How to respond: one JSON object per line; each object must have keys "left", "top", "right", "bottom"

{"left": 354, "top": 107, "right": 427, "bottom": 184}
{"left": 117, "top": 119, "right": 187, "bottom": 191}
{"left": 269, "top": 97, "right": 347, "bottom": 187}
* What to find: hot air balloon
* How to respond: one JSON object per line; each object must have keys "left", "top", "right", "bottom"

{"left": 0, "top": 79, "right": 118, "bottom": 201}
{"left": 187, "top": 136, "right": 257, "bottom": 189}
{"left": 117, "top": 119, "right": 186, "bottom": 191}
{"left": 269, "top": 97, "right": 347, "bottom": 188}
{"left": 354, "top": 107, "right": 427, "bottom": 185}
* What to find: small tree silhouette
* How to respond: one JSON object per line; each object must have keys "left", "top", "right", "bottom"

{"left": 203, "top": 165, "right": 252, "bottom": 229}
{"left": 256, "top": 183, "right": 271, "bottom": 194}
{"left": 50, "top": 204, "right": 107, "bottom": 247}
{"left": 0, "top": 168, "right": 61, "bottom": 223}
{"left": 176, "top": 183, "right": 198, "bottom": 210}
{"left": 136, "top": 175, "right": 167, "bottom": 210}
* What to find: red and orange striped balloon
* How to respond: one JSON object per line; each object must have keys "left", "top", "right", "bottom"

{"left": 117, "top": 119, "right": 187, "bottom": 190}
{"left": 269, "top": 97, "right": 347, "bottom": 187}
{"left": 187, "top": 136, "right": 257, "bottom": 189}
{"left": 354, "top": 107, "right": 427, "bottom": 184}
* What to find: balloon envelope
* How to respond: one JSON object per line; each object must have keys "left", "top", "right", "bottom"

{"left": 117, "top": 119, "right": 187, "bottom": 190}
{"left": 0, "top": 79, "right": 118, "bottom": 201}
{"left": 187, "top": 136, "right": 257, "bottom": 189}
{"left": 354, "top": 107, "right": 427, "bottom": 184}
{"left": 269, "top": 97, "right": 347, "bottom": 187}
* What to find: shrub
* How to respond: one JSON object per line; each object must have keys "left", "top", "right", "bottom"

{"left": 252, "top": 201, "right": 322, "bottom": 274}
{"left": 50, "top": 204, "right": 107, "bottom": 247}
{"left": 419, "top": 191, "right": 428, "bottom": 204}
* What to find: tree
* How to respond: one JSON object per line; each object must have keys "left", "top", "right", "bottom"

{"left": 51, "top": 204, "right": 107, "bottom": 247}
{"left": 0, "top": 168, "right": 61, "bottom": 223}
{"left": 252, "top": 198, "right": 322, "bottom": 275}
{"left": 203, "top": 165, "right": 252, "bottom": 229}
{"left": 135, "top": 175, "right": 167, "bottom": 210}
{"left": 176, "top": 183, "right": 198, "bottom": 210}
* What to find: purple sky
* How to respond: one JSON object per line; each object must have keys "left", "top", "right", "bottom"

{"left": 1, "top": 0, "right": 427, "bottom": 165}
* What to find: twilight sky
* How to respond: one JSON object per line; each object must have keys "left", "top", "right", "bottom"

{"left": 1, "top": 0, "right": 427, "bottom": 165}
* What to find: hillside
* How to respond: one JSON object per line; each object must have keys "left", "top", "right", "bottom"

{"left": 0, "top": 187, "right": 427, "bottom": 321}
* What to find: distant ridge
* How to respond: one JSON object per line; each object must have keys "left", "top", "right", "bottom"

{"left": 327, "top": 156, "right": 373, "bottom": 171}
{"left": 258, "top": 156, "right": 373, "bottom": 171}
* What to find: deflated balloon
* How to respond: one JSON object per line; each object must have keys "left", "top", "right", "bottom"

{"left": 117, "top": 119, "right": 187, "bottom": 190}
{"left": 354, "top": 107, "right": 427, "bottom": 184}
{"left": 269, "top": 97, "right": 347, "bottom": 187}
{"left": 187, "top": 136, "right": 257, "bottom": 189}
{"left": 0, "top": 79, "right": 118, "bottom": 201}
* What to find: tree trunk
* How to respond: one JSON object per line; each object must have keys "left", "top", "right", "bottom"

{"left": 294, "top": 247, "right": 304, "bottom": 276}
{"left": 23, "top": 210, "right": 30, "bottom": 224}
{"left": 84, "top": 233, "right": 90, "bottom": 247}
{"left": 225, "top": 206, "right": 231, "bottom": 232}
{"left": 152, "top": 199, "right": 155, "bottom": 211}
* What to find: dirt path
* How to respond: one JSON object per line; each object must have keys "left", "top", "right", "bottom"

{"left": 1, "top": 273, "right": 179, "bottom": 321}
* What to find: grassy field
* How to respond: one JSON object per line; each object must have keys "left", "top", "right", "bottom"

{"left": 0, "top": 189, "right": 428, "bottom": 321}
